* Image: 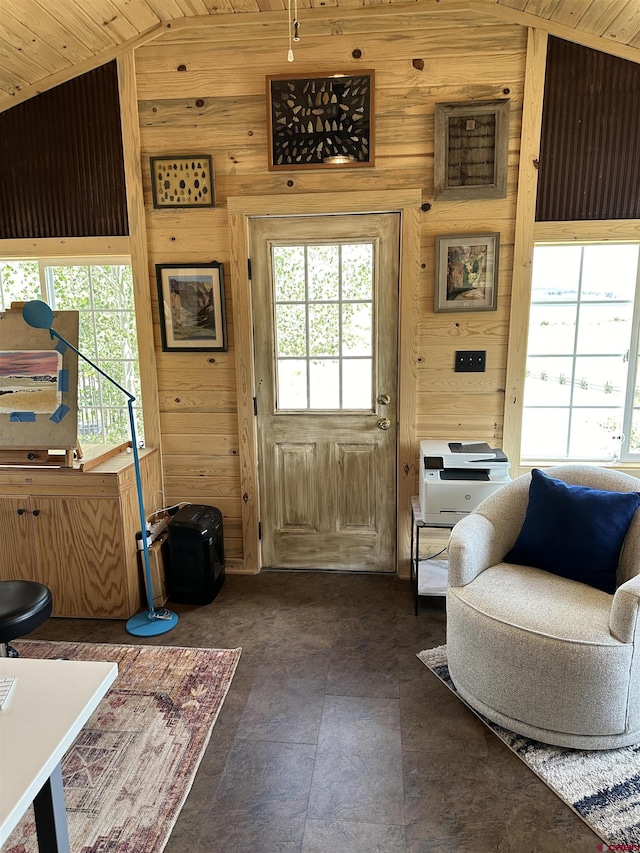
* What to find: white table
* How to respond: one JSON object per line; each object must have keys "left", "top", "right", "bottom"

{"left": 0, "top": 656, "right": 118, "bottom": 852}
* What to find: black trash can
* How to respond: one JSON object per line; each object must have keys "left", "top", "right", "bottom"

{"left": 167, "top": 504, "right": 225, "bottom": 605}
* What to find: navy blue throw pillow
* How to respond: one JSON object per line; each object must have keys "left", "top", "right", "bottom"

{"left": 504, "top": 468, "right": 640, "bottom": 594}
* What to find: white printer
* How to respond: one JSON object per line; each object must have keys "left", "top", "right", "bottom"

{"left": 419, "top": 440, "right": 511, "bottom": 525}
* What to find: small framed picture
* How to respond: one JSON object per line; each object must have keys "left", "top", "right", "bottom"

{"left": 150, "top": 155, "right": 214, "bottom": 208}
{"left": 435, "top": 233, "right": 500, "bottom": 313}
{"left": 156, "top": 262, "right": 227, "bottom": 351}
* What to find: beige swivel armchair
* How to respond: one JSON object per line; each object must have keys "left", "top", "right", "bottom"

{"left": 446, "top": 465, "right": 640, "bottom": 750}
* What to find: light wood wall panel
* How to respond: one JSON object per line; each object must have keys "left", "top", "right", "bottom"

{"left": 135, "top": 3, "right": 528, "bottom": 571}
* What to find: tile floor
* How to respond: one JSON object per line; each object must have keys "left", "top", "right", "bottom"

{"left": 29, "top": 571, "right": 600, "bottom": 852}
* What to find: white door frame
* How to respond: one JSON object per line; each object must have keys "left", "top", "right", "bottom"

{"left": 227, "top": 190, "right": 422, "bottom": 577}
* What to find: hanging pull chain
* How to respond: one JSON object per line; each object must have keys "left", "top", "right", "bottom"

{"left": 287, "top": 0, "right": 294, "bottom": 61}
{"left": 293, "top": 0, "right": 300, "bottom": 42}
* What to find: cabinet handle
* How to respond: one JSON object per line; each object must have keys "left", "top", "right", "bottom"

{"left": 17, "top": 508, "right": 25, "bottom": 515}
{"left": 32, "top": 509, "right": 40, "bottom": 517}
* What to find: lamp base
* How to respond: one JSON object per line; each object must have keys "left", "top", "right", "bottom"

{"left": 126, "top": 608, "right": 179, "bottom": 637}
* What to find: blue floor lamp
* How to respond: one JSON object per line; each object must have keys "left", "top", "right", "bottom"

{"left": 22, "top": 300, "right": 178, "bottom": 637}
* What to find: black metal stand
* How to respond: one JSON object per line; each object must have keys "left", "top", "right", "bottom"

{"left": 410, "top": 496, "right": 455, "bottom": 615}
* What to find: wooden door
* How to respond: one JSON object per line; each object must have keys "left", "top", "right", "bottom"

{"left": 251, "top": 213, "right": 399, "bottom": 571}
{"left": 0, "top": 496, "right": 38, "bottom": 581}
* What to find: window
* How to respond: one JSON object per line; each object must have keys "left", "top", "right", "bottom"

{"left": 521, "top": 243, "right": 640, "bottom": 463}
{"left": 0, "top": 259, "right": 142, "bottom": 446}
{"left": 272, "top": 242, "right": 374, "bottom": 410}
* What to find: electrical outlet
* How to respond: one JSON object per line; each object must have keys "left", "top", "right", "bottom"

{"left": 455, "top": 350, "right": 486, "bottom": 372}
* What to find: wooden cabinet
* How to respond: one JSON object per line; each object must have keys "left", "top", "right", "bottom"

{"left": 0, "top": 495, "right": 38, "bottom": 580}
{"left": 0, "top": 448, "right": 161, "bottom": 619}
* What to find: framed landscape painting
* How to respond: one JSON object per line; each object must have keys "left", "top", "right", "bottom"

{"left": 434, "top": 233, "right": 500, "bottom": 313}
{"left": 156, "top": 262, "right": 227, "bottom": 351}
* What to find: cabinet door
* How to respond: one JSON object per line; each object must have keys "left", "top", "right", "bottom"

{"left": 30, "top": 496, "right": 128, "bottom": 618}
{"left": 0, "top": 495, "right": 38, "bottom": 581}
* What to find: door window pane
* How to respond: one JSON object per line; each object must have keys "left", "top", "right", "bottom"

{"left": 309, "top": 304, "right": 340, "bottom": 356}
{"left": 342, "top": 303, "right": 372, "bottom": 356}
{"left": 273, "top": 241, "right": 375, "bottom": 410}
{"left": 342, "top": 244, "right": 373, "bottom": 300}
{"left": 309, "top": 359, "right": 340, "bottom": 408}
{"left": 278, "top": 360, "right": 307, "bottom": 409}
{"left": 276, "top": 304, "right": 307, "bottom": 357}
{"left": 273, "top": 246, "right": 306, "bottom": 301}
{"left": 308, "top": 246, "right": 339, "bottom": 301}
{"left": 343, "top": 359, "right": 372, "bottom": 409}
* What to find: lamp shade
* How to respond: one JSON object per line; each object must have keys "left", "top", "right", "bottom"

{"left": 22, "top": 300, "right": 54, "bottom": 330}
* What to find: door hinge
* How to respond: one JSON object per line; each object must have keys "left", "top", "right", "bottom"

{"left": 258, "top": 521, "right": 262, "bottom": 540}
{"left": 247, "top": 258, "right": 252, "bottom": 279}
{"left": 253, "top": 396, "right": 258, "bottom": 416}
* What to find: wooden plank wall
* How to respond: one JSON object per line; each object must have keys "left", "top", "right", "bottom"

{"left": 134, "top": 2, "right": 527, "bottom": 571}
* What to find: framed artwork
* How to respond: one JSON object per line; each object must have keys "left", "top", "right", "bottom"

{"left": 267, "top": 71, "right": 375, "bottom": 170}
{"left": 150, "top": 155, "right": 214, "bottom": 208}
{"left": 434, "top": 99, "right": 510, "bottom": 200}
{"left": 156, "top": 262, "right": 227, "bottom": 351}
{"left": 0, "top": 350, "right": 62, "bottom": 415}
{"left": 435, "top": 233, "right": 500, "bottom": 313}
{"left": 0, "top": 308, "right": 79, "bottom": 452}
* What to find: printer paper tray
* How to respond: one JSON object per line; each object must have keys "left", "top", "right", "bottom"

{"left": 420, "top": 511, "right": 469, "bottom": 526}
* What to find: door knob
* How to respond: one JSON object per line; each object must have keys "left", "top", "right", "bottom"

{"left": 377, "top": 394, "right": 391, "bottom": 405}
{"left": 377, "top": 417, "right": 391, "bottom": 430}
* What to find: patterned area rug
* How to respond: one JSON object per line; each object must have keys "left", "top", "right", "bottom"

{"left": 418, "top": 645, "right": 640, "bottom": 848}
{"left": 3, "top": 640, "right": 241, "bottom": 853}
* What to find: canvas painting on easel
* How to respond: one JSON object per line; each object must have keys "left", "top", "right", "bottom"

{"left": 0, "top": 307, "right": 79, "bottom": 458}
{"left": 0, "top": 350, "right": 63, "bottom": 414}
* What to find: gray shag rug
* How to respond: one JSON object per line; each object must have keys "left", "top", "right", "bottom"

{"left": 418, "top": 645, "right": 640, "bottom": 848}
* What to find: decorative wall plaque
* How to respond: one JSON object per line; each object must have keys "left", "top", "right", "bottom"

{"left": 150, "top": 155, "right": 215, "bottom": 208}
{"left": 434, "top": 100, "right": 510, "bottom": 200}
{"left": 267, "top": 72, "right": 375, "bottom": 170}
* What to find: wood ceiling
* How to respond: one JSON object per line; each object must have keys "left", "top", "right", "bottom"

{"left": 1, "top": 0, "right": 639, "bottom": 113}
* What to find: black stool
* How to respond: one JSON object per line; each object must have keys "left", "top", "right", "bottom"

{"left": 0, "top": 580, "right": 53, "bottom": 657}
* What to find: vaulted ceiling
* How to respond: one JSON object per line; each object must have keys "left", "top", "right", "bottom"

{"left": 1, "top": 0, "right": 639, "bottom": 113}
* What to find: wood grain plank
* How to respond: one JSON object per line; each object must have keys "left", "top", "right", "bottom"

{"left": 118, "top": 51, "right": 163, "bottom": 455}
{"left": 502, "top": 27, "right": 548, "bottom": 474}
{"left": 43, "top": 0, "right": 121, "bottom": 53}
{"left": 3, "top": 0, "right": 96, "bottom": 63}
{"left": 605, "top": 0, "right": 640, "bottom": 44}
